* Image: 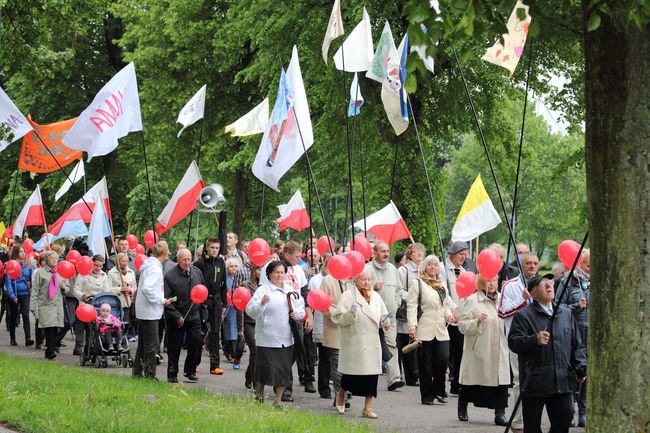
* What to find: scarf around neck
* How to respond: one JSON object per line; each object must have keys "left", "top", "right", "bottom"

{"left": 48, "top": 267, "right": 58, "bottom": 299}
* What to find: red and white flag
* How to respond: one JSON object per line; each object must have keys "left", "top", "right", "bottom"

{"left": 3, "top": 185, "right": 45, "bottom": 240}
{"left": 353, "top": 200, "right": 411, "bottom": 245}
{"left": 252, "top": 46, "right": 313, "bottom": 191}
{"left": 48, "top": 177, "right": 111, "bottom": 237}
{"left": 64, "top": 62, "right": 142, "bottom": 160}
{"left": 155, "top": 161, "right": 204, "bottom": 235}
{"left": 276, "top": 190, "right": 310, "bottom": 231}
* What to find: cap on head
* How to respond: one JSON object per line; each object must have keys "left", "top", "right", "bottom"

{"left": 527, "top": 273, "right": 555, "bottom": 293}
{"left": 447, "top": 241, "right": 469, "bottom": 255}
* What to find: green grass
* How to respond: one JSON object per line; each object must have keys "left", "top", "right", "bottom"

{"left": 0, "top": 353, "right": 375, "bottom": 433}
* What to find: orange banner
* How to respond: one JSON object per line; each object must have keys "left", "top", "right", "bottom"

{"left": 19, "top": 115, "right": 82, "bottom": 173}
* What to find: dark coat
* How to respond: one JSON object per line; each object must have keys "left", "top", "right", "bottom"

{"left": 164, "top": 265, "right": 207, "bottom": 323}
{"left": 508, "top": 300, "right": 587, "bottom": 397}
{"left": 193, "top": 256, "right": 226, "bottom": 309}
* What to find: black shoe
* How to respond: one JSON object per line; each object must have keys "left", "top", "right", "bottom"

{"left": 45, "top": 353, "right": 57, "bottom": 360}
{"left": 449, "top": 386, "right": 460, "bottom": 395}
{"left": 281, "top": 394, "right": 294, "bottom": 402}
{"left": 245, "top": 381, "right": 253, "bottom": 390}
{"left": 54, "top": 347, "right": 60, "bottom": 354}
{"left": 320, "top": 392, "right": 332, "bottom": 399}
{"left": 406, "top": 380, "right": 419, "bottom": 386}
{"left": 183, "top": 373, "right": 198, "bottom": 382}
{"left": 388, "top": 380, "right": 405, "bottom": 391}
{"left": 35, "top": 344, "right": 42, "bottom": 350}
{"left": 457, "top": 401, "right": 468, "bottom": 422}
{"left": 494, "top": 409, "right": 508, "bottom": 426}
{"left": 422, "top": 399, "right": 435, "bottom": 405}
{"left": 304, "top": 382, "right": 316, "bottom": 393}
{"left": 345, "top": 400, "right": 351, "bottom": 409}
{"left": 10, "top": 340, "right": 17, "bottom": 346}
{"left": 73, "top": 349, "right": 83, "bottom": 356}
{"left": 168, "top": 377, "right": 178, "bottom": 383}
{"left": 25, "top": 339, "right": 34, "bottom": 346}
{"left": 436, "top": 395, "right": 448, "bottom": 404}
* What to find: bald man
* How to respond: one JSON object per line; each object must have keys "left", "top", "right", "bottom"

{"left": 164, "top": 248, "right": 206, "bottom": 383}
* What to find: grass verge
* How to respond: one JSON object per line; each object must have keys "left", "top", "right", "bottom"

{"left": 0, "top": 352, "right": 375, "bottom": 433}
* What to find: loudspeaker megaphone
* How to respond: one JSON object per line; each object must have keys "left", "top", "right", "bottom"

{"left": 199, "top": 183, "right": 226, "bottom": 208}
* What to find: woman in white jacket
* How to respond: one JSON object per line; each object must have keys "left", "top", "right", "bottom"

{"left": 246, "top": 260, "right": 305, "bottom": 407}
{"left": 332, "top": 270, "right": 389, "bottom": 419}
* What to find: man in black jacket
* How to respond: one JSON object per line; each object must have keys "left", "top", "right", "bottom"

{"left": 193, "top": 238, "right": 226, "bottom": 376}
{"left": 508, "top": 274, "right": 587, "bottom": 433}
{"left": 164, "top": 248, "right": 206, "bottom": 383}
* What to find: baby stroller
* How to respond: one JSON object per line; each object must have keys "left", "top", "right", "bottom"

{"left": 78, "top": 292, "right": 133, "bottom": 369}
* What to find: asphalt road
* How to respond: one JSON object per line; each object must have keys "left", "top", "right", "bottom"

{"left": 0, "top": 322, "right": 586, "bottom": 433}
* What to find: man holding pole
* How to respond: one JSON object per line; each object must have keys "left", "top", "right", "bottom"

{"left": 508, "top": 274, "right": 586, "bottom": 433}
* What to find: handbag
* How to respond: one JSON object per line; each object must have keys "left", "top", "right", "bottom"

{"left": 396, "top": 277, "right": 423, "bottom": 322}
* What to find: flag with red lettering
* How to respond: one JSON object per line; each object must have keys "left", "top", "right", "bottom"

{"left": 2, "top": 185, "right": 45, "bottom": 241}
{"left": 155, "top": 161, "right": 204, "bottom": 235}
{"left": 276, "top": 190, "right": 310, "bottom": 231}
{"left": 64, "top": 62, "right": 142, "bottom": 160}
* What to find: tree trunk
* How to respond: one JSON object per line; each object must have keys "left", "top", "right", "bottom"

{"left": 583, "top": 4, "right": 650, "bottom": 432}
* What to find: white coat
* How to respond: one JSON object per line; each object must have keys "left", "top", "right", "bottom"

{"left": 246, "top": 283, "right": 305, "bottom": 348}
{"left": 458, "top": 290, "right": 511, "bottom": 387}
{"left": 332, "top": 288, "right": 388, "bottom": 376}
{"left": 135, "top": 257, "right": 165, "bottom": 321}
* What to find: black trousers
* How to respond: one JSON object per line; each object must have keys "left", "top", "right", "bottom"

{"left": 317, "top": 344, "right": 332, "bottom": 397}
{"left": 300, "top": 326, "right": 317, "bottom": 384}
{"left": 166, "top": 318, "right": 202, "bottom": 379}
{"left": 448, "top": 325, "right": 464, "bottom": 392}
{"left": 522, "top": 393, "right": 574, "bottom": 433}
{"left": 417, "top": 338, "right": 449, "bottom": 401}
{"left": 207, "top": 304, "right": 223, "bottom": 369}
{"left": 7, "top": 295, "right": 31, "bottom": 342}
{"left": 243, "top": 321, "right": 256, "bottom": 386}
{"left": 43, "top": 327, "right": 58, "bottom": 358}
{"left": 397, "top": 332, "right": 419, "bottom": 385}
{"left": 132, "top": 319, "right": 160, "bottom": 378}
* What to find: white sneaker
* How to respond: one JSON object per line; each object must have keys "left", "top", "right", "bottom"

{"left": 128, "top": 337, "right": 138, "bottom": 342}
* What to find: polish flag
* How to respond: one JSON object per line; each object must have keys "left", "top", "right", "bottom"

{"left": 276, "top": 190, "right": 310, "bottom": 231}
{"left": 48, "top": 177, "right": 111, "bottom": 237}
{"left": 2, "top": 185, "right": 45, "bottom": 240}
{"left": 353, "top": 200, "right": 411, "bottom": 245}
{"left": 155, "top": 161, "right": 204, "bottom": 235}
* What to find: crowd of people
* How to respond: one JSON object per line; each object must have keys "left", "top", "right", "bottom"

{"left": 0, "top": 233, "right": 590, "bottom": 432}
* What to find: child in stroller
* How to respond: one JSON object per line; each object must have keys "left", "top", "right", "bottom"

{"left": 96, "top": 303, "right": 126, "bottom": 352}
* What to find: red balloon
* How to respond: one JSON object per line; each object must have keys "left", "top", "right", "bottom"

{"left": 57, "top": 261, "right": 76, "bottom": 279}
{"left": 134, "top": 254, "right": 147, "bottom": 271}
{"left": 126, "top": 234, "right": 139, "bottom": 250}
{"left": 66, "top": 249, "right": 81, "bottom": 265}
{"left": 456, "top": 271, "right": 477, "bottom": 299}
{"left": 346, "top": 251, "right": 366, "bottom": 278}
{"left": 307, "top": 289, "right": 333, "bottom": 312}
{"left": 144, "top": 230, "right": 158, "bottom": 249}
{"left": 316, "top": 236, "right": 336, "bottom": 256}
{"left": 328, "top": 255, "right": 352, "bottom": 280}
{"left": 6, "top": 260, "right": 21, "bottom": 280}
{"left": 248, "top": 238, "right": 270, "bottom": 266}
{"left": 135, "top": 244, "right": 145, "bottom": 255}
{"left": 352, "top": 234, "right": 371, "bottom": 260}
{"left": 22, "top": 238, "right": 34, "bottom": 255}
{"left": 76, "top": 303, "right": 97, "bottom": 323}
{"left": 190, "top": 284, "right": 208, "bottom": 304}
{"left": 558, "top": 240, "right": 582, "bottom": 269}
{"left": 476, "top": 249, "right": 502, "bottom": 280}
{"left": 233, "top": 286, "right": 252, "bottom": 311}
{"left": 76, "top": 256, "right": 93, "bottom": 276}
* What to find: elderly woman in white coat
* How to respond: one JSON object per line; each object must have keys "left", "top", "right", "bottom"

{"left": 246, "top": 260, "right": 305, "bottom": 407}
{"left": 407, "top": 254, "right": 456, "bottom": 405}
{"left": 30, "top": 251, "right": 68, "bottom": 360}
{"left": 332, "top": 270, "right": 390, "bottom": 419}
{"left": 457, "top": 274, "right": 510, "bottom": 426}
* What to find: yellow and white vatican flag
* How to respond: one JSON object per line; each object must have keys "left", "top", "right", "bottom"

{"left": 225, "top": 98, "right": 269, "bottom": 137}
{"left": 482, "top": 1, "right": 532, "bottom": 76}
{"left": 451, "top": 175, "right": 502, "bottom": 242}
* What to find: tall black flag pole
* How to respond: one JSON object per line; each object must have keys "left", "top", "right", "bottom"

{"left": 140, "top": 132, "right": 156, "bottom": 241}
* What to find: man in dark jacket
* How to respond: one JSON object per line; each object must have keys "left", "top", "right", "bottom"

{"left": 164, "top": 248, "right": 206, "bottom": 383}
{"left": 508, "top": 273, "right": 587, "bottom": 433}
{"left": 193, "top": 237, "right": 226, "bottom": 376}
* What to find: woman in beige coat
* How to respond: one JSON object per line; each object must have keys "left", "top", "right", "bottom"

{"left": 407, "top": 255, "right": 456, "bottom": 405}
{"left": 332, "top": 270, "right": 390, "bottom": 419}
{"left": 30, "top": 251, "right": 67, "bottom": 360}
{"left": 457, "top": 274, "right": 510, "bottom": 425}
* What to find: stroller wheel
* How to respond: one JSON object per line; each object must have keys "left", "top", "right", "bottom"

{"left": 101, "top": 357, "right": 108, "bottom": 368}
{"left": 122, "top": 354, "right": 129, "bottom": 368}
{"left": 117, "top": 355, "right": 122, "bottom": 366}
{"left": 79, "top": 353, "right": 86, "bottom": 367}
{"left": 95, "top": 357, "right": 101, "bottom": 368}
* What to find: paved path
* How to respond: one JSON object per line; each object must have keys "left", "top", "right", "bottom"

{"left": 0, "top": 323, "right": 585, "bottom": 433}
